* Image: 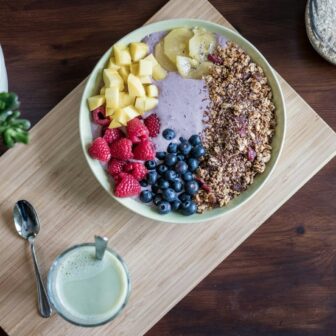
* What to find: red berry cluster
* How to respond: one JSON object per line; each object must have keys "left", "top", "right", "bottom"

{"left": 88, "top": 114, "right": 161, "bottom": 198}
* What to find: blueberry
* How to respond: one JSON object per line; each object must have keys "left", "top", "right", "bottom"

{"left": 180, "top": 200, "right": 197, "bottom": 216}
{"left": 145, "top": 160, "right": 157, "bottom": 170}
{"left": 162, "top": 128, "right": 176, "bottom": 140}
{"left": 175, "top": 161, "right": 188, "bottom": 174}
{"left": 184, "top": 180, "right": 199, "bottom": 195}
{"left": 162, "top": 188, "right": 176, "bottom": 202}
{"left": 167, "top": 142, "right": 178, "bottom": 153}
{"left": 157, "top": 201, "right": 171, "bottom": 214}
{"left": 178, "top": 141, "right": 192, "bottom": 155}
{"left": 139, "top": 190, "right": 153, "bottom": 203}
{"left": 187, "top": 158, "right": 199, "bottom": 172}
{"left": 171, "top": 199, "right": 181, "bottom": 211}
{"left": 157, "top": 164, "right": 168, "bottom": 175}
{"left": 189, "top": 134, "right": 202, "bottom": 146}
{"left": 179, "top": 137, "right": 187, "bottom": 143}
{"left": 140, "top": 180, "right": 148, "bottom": 187}
{"left": 179, "top": 192, "right": 191, "bottom": 202}
{"left": 171, "top": 179, "right": 183, "bottom": 192}
{"left": 182, "top": 171, "right": 194, "bottom": 182}
{"left": 147, "top": 171, "right": 158, "bottom": 185}
{"left": 164, "top": 153, "right": 177, "bottom": 167}
{"left": 151, "top": 184, "right": 160, "bottom": 194}
{"left": 153, "top": 193, "right": 163, "bottom": 206}
{"left": 156, "top": 151, "right": 166, "bottom": 160}
{"left": 164, "top": 170, "right": 178, "bottom": 181}
{"left": 190, "top": 145, "right": 206, "bottom": 158}
{"left": 158, "top": 178, "right": 170, "bottom": 189}
{"left": 176, "top": 154, "right": 185, "bottom": 162}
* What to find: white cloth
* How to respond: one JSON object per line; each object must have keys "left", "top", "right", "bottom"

{"left": 0, "top": 45, "right": 8, "bottom": 92}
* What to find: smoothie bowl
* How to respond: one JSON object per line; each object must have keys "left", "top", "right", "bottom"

{"left": 79, "top": 19, "right": 286, "bottom": 224}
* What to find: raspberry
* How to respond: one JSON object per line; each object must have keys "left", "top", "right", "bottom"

{"left": 126, "top": 117, "right": 149, "bottom": 143}
{"left": 92, "top": 106, "right": 109, "bottom": 126}
{"left": 207, "top": 54, "right": 223, "bottom": 65}
{"left": 110, "top": 138, "right": 133, "bottom": 160}
{"left": 114, "top": 173, "right": 141, "bottom": 197}
{"left": 133, "top": 140, "right": 155, "bottom": 161}
{"left": 144, "top": 114, "right": 160, "bottom": 137}
{"left": 124, "top": 162, "right": 147, "bottom": 181}
{"left": 88, "top": 137, "right": 111, "bottom": 162}
{"left": 103, "top": 127, "right": 123, "bottom": 144}
{"left": 108, "top": 159, "right": 126, "bottom": 176}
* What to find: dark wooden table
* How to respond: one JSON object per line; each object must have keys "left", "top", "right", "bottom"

{"left": 1, "top": 0, "right": 335, "bottom": 335}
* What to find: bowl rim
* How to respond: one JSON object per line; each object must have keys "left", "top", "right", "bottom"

{"left": 79, "top": 18, "right": 286, "bottom": 224}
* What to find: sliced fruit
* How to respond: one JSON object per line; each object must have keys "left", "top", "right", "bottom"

{"left": 113, "top": 108, "right": 128, "bottom": 126}
{"left": 129, "top": 42, "right": 149, "bottom": 62}
{"left": 100, "top": 87, "right": 106, "bottom": 95}
{"left": 134, "top": 97, "right": 146, "bottom": 112}
{"left": 103, "top": 69, "right": 124, "bottom": 91}
{"left": 88, "top": 95, "right": 105, "bottom": 111}
{"left": 130, "top": 63, "right": 139, "bottom": 75}
{"left": 118, "top": 65, "right": 130, "bottom": 82}
{"left": 163, "top": 28, "right": 193, "bottom": 64}
{"left": 152, "top": 64, "right": 167, "bottom": 80}
{"left": 189, "top": 30, "right": 216, "bottom": 61}
{"left": 107, "top": 57, "right": 120, "bottom": 70}
{"left": 144, "top": 97, "right": 158, "bottom": 111}
{"left": 139, "top": 75, "right": 152, "bottom": 84}
{"left": 154, "top": 40, "right": 176, "bottom": 71}
{"left": 135, "top": 97, "right": 158, "bottom": 112}
{"left": 109, "top": 119, "right": 122, "bottom": 129}
{"left": 113, "top": 44, "right": 132, "bottom": 65}
{"left": 176, "top": 56, "right": 211, "bottom": 79}
{"left": 138, "top": 59, "right": 153, "bottom": 76}
{"left": 105, "top": 86, "right": 120, "bottom": 110}
{"left": 127, "top": 74, "right": 146, "bottom": 97}
{"left": 120, "top": 92, "right": 134, "bottom": 108}
{"left": 105, "top": 107, "right": 115, "bottom": 117}
{"left": 146, "top": 84, "right": 159, "bottom": 97}
{"left": 122, "top": 105, "right": 140, "bottom": 123}
{"left": 143, "top": 53, "right": 158, "bottom": 66}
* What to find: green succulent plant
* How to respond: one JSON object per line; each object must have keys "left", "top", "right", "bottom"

{"left": 0, "top": 92, "right": 30, "bottom": 147}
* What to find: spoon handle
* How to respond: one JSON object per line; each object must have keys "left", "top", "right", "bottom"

{"left": 29, "top": 237, "right": 52, "bottom": 318}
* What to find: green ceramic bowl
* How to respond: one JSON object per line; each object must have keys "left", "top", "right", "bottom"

{"left": 79, "top": 19, "right": 286, "bottom": 224}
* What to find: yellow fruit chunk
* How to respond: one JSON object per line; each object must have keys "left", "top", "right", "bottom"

{"left": 135, "top": 97, "right": 158, "bottom": 112}
{"left": 130, "top": 42, "right": 149, "bottom": 61}
{"left": 139, "top": 76, "right": 152, "bottom": 84}
{"left": 143, "top": 53, "right": 158, "bottom": 67}
{"left": 113, "top": 44, "right": 132, "bottom": 65}
{"left": 88, "top": 95, "right": 105, "bottom": 111}
{"left": 118, "top": 65, "right": 130, "bottom": 82}
{"left": 146, "top": 84, "right": 159, "bottom": 97}
{"left": 189, "top": 30, "right": 216, "bottom": 61}
{"left": 130, "top": 63, "right": 139, "bottom": 75}
{"left": 176, "top": 56, "right": 211, "bottom": 79}
{"left": 114, "top": 105, "right": 140, "bottom": 125}
{"left": 109, "top": 119, "right": 122, "bottom": 129}
{"left": 152, "top": 64, "right": 167, "bottom": 80}
{"left": 105, "top": 107, "right": 115, "bottom": 117}
{"left": 145, "top": 97, "right": 158, "bottom": 111}
{"left": 138, "top": 59, "right": 153, "bottom": 76}
{"left": 120, "top": 92, "right": 134, "bottom": 108}
{"left": 105, "top": 87, "right": 120, "bottom": 109}
{"left": 163, "top": 28, "right": 193, "bottom": 64}
{"left": 127, "top": 74, "right": 145, "bottom": 97}
{"left": 154, "top": 40, "right": 176, "bottom": 71}
{"left": 107, "top": 57, "right": 120, "bottom": 70}
{"left": 100, "top": 87, "right": 106, "bottom": 95}
{"left": 103, "top": 69, "right": 124, "bottom": 91}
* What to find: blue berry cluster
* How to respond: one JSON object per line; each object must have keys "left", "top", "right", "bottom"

{"left": 139, "top": 129, "right": 206, "bottom": 216}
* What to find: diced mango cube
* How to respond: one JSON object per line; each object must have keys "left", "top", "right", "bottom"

{"left": 134, "top": 97, "right": 146, "bottom": 112}
{"left": 118, "top": 65, "right": 130, "bottom": 82}
{"left": 113, "top": 108, "right": 128, "bottom": 126}
{"left": 120, "top": 92, "right": 134, "bottom": 108}
{"left": 138, "top": 59, "right": 153, "bottom": 76}
{"left": 109, "top": 119, "right": 122, "bottom": 129}
{"left": 103, "top": 69, "right": 124, "bottom": 90}
{"left": 139, "top": 76, "right": 152, "bottom": 84}
{"left": 100, "top": 87, "right": 106, "bottom": 95}
{"left": 88, "top": 95, "right": 105, "bottom": 111}
{"left": 107, "top": 57, "right": 120, "bottom": 70}
{"left": 130, "top": 42, "right": 149, "bottom": 61}
{"left": 106, "top": 107, "right": 115, "bottom": 117}
{"left": 143, "top": 53, "right": 158, "bottom": 67}
{"left": 130, "top": 63, "right": 139, "bottom": 75}
{"left": 146, "top": 84, "right": 159, "bottom": 97}
{"left": 105, "top": 87, "right": 120, "bottom": 110}
{"left": 122, "top": 105, "right": 140, "bottom": 122}
{"left": 114, "top": 44, "right": 132, "bottom": 65}
{"left": 152, "top": 64, "right": 167, "bottom": 80}
{"left": 145, "top": 97, "right": 159, "bottom": 111}
{"left": 127, "top": 74, "right": 145, "bottom": 97}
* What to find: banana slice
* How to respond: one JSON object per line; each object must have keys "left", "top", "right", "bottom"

{"left": 163, "top": 28, "right": 193, "bottom": 64}
{"left": 176, "top": 56, "right": 212, "bottom": 79}
{"left": 154, "top": 41, "right": 176, "bottom": 71}
{"left": 189, "top": 31, "right": 216, "bottom": 62}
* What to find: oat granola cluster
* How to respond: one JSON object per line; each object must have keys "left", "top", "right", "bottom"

{"left": 195, "top": 42, "right": 276, "bottom": 212}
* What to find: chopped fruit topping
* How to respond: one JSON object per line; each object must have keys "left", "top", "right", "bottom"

{"left": 107, "top": 159, "right": 127, "bottom": 176}
{"left": 144, "top": 114, "right": 160, "bottom": 137}
{"left": 113, "top": 44, "right": 132, "bottom": 65}
{"left": 129, "top": 42, "right": 149, "bottom": 62}
{"left": 119, "top": 92, "right": 134, "bottom": 108}
{"left": 118, "top": 65, "right": 130, "bottom": 82}
{"left": 109, "top": 119, "right": 122, "bottom": 129}
{"left": 100, "top": 87, "right": 106, "bottom": 95}
{"left": 105, "top": 107, "right": 114, "bottom": 117}
{"left": 126, "top": 117, "right": 149, "bottom": 143}
{"left": 207, "top": 54, "right": 223, "bottom": 65}
{"left": 247, "top": 147, "right": 256, "bottom": 162}
{"left": 127, "top": 74, "right": 146, "bottom": 97}
{"left": 103, "top": 127, "right": 123, "bottom": 144}
{"left": 138, "top": 59, "right": 153, "bottom": 76}
{"left": 162, "top": 128, "right": 176, "bottom": 140}
{"left": 92, "top": 106, "right": 110, "bottom": 126}
{"left": 146, "top": 84, "right": 159, "bottom": 97}
{"left": 110, "top": 138, "right": 133, "bottom": 160}
{"left": 133, "top": 140, "right": 155, "bottom": 161}
{"left": 154, "top": 40, "right": 176, "bottom": 71}
{"left": 107, "top": 57, "right": 120, "bottom": 70}
{"left": 114, "top": 173, "right": 141, "bottom": 197}
{"left": 88, "top": 95, "right": 105, "bottom": 111}
{"left": 189, "top": 30, "right": 216, "bottom": 62}
{"left": 88, "top": 137, "right": 111, "bottom": 162}
{"left": 124, "top": 162, "right": 148, "bottom": 181}
{"left": 103, "top": 69, "right": 124, "bottom": 90}
{"left": 130, "top": 63, "right": 139, "bottom": 75}
{"left": 139, "top": 75, "right": 152, "bottom": 84}
{"left": 113, "top": 106, "right": 140, "bottom": 126}
{"left": 143, "top": 53, "right": 158, "bottom": 66}
{"left": 152, "top": 64, "right": 167, "bottom": 80}
{"left": 135, "top": 97, "right": 158, "bottom": 112}
{"left": 105, "top": 87, "right": 120, "bottom": 110}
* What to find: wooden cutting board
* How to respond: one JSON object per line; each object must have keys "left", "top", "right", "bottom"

{"left": 0, "top": 0, "right": 335, "bottom": 335}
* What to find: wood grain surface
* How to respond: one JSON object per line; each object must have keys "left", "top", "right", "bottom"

{"left": 0, "top": 0, "right": 335, "bottom": 335}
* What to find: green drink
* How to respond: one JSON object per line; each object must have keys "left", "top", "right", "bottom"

{"left": 47, "top": 244, "right": 130, "bottom": 327}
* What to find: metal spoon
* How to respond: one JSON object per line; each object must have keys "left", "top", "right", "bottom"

{"left": 13, "top": 200, "right": 52, "bottom": 318}
{"left": 95, "top": 235, "right": 108, "bottom": 260}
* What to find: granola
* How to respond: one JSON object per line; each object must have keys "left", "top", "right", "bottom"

{"left": 195, "top": 42, "right": 276, "bottom": 212}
